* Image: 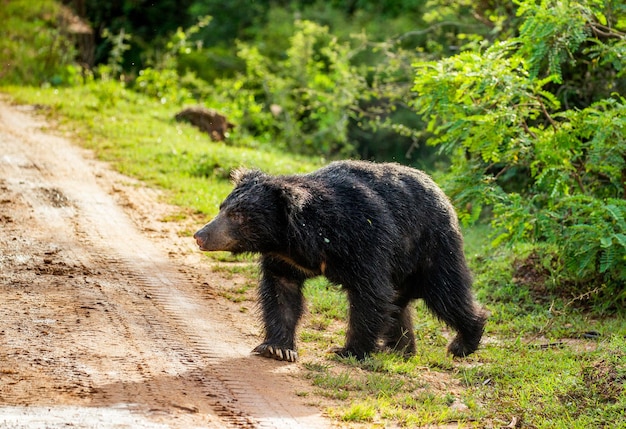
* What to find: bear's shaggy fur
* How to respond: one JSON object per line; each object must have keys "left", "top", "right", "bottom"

{"left": 194, "top": 160, "right": 487, "bottom": 362}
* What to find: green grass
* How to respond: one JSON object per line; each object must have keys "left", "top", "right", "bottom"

{"left": 300, "top": 276, "right": 625, "bottom": 427}
{"left": 2, "top": 82, "right": 625, "bottom": 428}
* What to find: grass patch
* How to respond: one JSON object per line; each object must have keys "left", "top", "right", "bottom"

{"left": 211, "top": 261, "right": 258, "bottom": 278}
{"left": 0, "top": 0, "right": 78, "bottom": 86}
{"left": 217, "top": 281, "right": 256, "bottom": 303}
{"left": 210, "top": 261, "right": 258, "bottom": 303}
{"left": 303, "top": 277, "right": 348, "bottom": 321}
{"left": 460, "top": 336, "right": 626, "bottom": 428}
{"left": 340, "top": 402, "right": 376, "bottom": 422}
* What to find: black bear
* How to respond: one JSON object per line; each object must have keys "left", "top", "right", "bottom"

{"left": 194, "top": 160, "right": 487, "bottom": 362}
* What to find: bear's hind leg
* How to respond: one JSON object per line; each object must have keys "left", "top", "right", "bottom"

{"left": 384, "top": 304, "right": 416, "bottom": 356}
{"left": 254, "top": 256, "right": 306, "bottom": 362}
{"left": 442, "top": 302, "right": 487, "bottom": 357}
{"left": 333, "top": 282, "right": 394, "bottom": 360}
{"left": 422, "top": 267, "right": 487, "bottom": 357}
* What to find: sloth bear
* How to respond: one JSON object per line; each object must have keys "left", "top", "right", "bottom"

{"left": 194, "top": 160, "right": 487, "bottom": 362}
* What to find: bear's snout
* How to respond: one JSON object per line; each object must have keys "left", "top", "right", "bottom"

{"left": 193, "top": 232, "right": 206, "bottom": 250}
{"left": 192, "top": 215, "right": 238, "bottom": 252}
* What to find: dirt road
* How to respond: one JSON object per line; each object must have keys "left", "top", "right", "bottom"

{"left": 0, "top": 100, "right": 332, "bottom": 428}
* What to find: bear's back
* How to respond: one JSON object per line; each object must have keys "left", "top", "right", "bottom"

{"left": 311, "top": 160, "right": 452, "bottom": 218}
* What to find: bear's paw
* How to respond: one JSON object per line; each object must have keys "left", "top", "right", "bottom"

{"left": 252, "top": 343, "right": 298, "bottom": 362}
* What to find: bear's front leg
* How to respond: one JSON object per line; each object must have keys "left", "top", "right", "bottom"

{"left": 253, "top": 256, "right": 306, "bottom": 362}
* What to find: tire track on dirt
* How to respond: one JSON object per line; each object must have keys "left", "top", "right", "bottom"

{"left": 0, "top": 101, "right": 330, "bottom": 428}
{"left": 0, "top": 115, "right": 227, "bottom": 427}
{"left": 75, "top": 187, "right": 324, "bottom": 428}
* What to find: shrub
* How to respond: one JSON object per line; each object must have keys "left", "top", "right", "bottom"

{"left": 411, "top": 0, "right": 626, "bottom": 306}
{"left": 221, "top": 20, "right": 367, "bottom": 157}
{"left": 0, "top": 0, "right": 79, "bottom": 85}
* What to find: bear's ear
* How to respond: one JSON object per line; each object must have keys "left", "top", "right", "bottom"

{"left": 279, "top": 184, "right": 311, "bottom": 214}
{"left": 231, "top": 168, "right": 263, "bottom": 185}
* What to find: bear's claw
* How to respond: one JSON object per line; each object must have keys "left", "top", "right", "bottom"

{"left": 253, "top": 343, "right": 298, "bottom": 362}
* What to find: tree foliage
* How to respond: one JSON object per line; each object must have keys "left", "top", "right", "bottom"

{"left": 226, "top": 20, "right": 366, "bottom": 156}
{"left": 412, "top": 0, "right": 626, "bottom": 304}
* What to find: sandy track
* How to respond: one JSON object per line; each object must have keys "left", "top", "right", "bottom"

{"left": 0, "top": 100, "right": 331, "bottom": 428}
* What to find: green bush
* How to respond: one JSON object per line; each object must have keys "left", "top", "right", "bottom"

{"left": 219, "top": 20, "right": 367, "bottom": 157}
{"left": 0, "top": 0, "right": 79, "bottom": 85}
{"left": 411, "top": 0, "right": 626, "bottom": 306}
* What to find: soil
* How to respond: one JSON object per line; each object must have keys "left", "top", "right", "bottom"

{"left": 0, "top": 100, "right": 333, "bottom": 428}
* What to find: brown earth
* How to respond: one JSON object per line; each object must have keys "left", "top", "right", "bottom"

{"left": 0, "top": 100, "right": 334, "bottom": 428}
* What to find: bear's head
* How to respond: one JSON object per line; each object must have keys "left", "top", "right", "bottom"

{"left": 193, "top": 168, "right": 310, "bottom": 254}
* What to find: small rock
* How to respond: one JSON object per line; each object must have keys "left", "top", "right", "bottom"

{"left": 449, "top": 398, "right": 469, "bottom": 412}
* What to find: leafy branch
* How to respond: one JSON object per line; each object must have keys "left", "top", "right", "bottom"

{"left": 411, "top": 0, "right": 626, "bottom": 297}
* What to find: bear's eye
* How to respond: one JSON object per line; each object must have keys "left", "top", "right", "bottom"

{"left": 228, "top": 211, "right": 245, "bottom": 224}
